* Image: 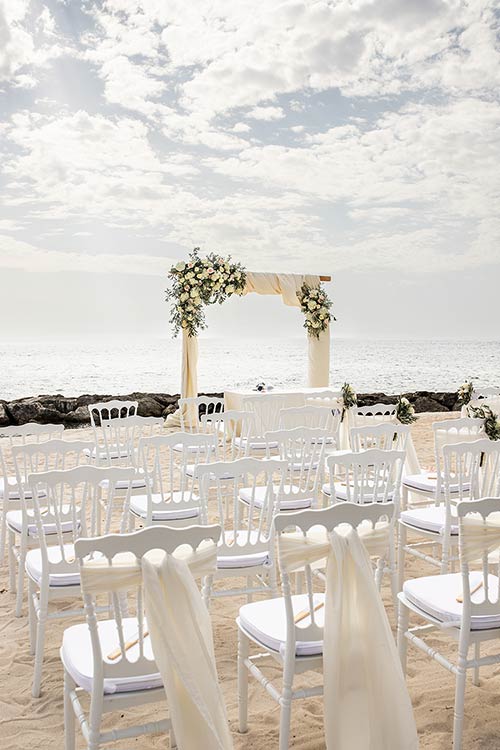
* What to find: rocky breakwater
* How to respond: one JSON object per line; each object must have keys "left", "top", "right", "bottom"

{"left": 0, "top": 390, "right": 461, "bottom": 428}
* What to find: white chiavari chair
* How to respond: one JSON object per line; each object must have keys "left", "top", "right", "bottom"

{"left": 353, "top": 402, "right": 398, "bottom": 427}
{"left": 198, "top": 457, "right": 287, "bottom": 602}
{"left": 87, "top": 400, "right": 138, "bottom": 466}
{"left": 350, "top": 422, "right": 411, "bottom": 452}
{"left": 398, "top": 498, "right": 500, "bottom": 750}
{"left": 0, "top": 423, "right": 64, "bottom": 565}
{"left": 64, "top": 523, "right": 221, "bottom": 750}
{"left": 240, "top": 394, "right": 288, "bottom": 454}
{"left": 128, "top": 432, "right": 216, "bottom": 529}
{"left": 398, "top": 439, "right": 500, "bottom": 590}
{"left": 402, "top": 418, "right": 485, "bottom": 506}
{"left": 8, "top": 438, "right": 92, "bottom": 616}
{"left": 178, "top": 395, "right": 224, "bottom": 433}
{"left": 237, "top": 502, "right": 396, "bottom": 750}
{"left": 26, "top": 465, "right": 135, "bottom": 697}
{"left": 279, "top": 405, "right": 341, "bottom": 449}
{"left": 264, "top": 427, "right": 329, "bottom": 511}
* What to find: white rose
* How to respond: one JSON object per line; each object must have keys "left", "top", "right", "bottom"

{"left": 226, "top": 285, "right": 235, "bottom": 294}
{"left": 190, "top": 288, "right": 199, "bottom": 297}
{"left": 175, "top": 261, "right": 186, "bottom": 272}
{"left": 312, "top": 321, "right": 320, "bottom": 328}
{"left": 308, "top": 300, "right": 317, "bottom": 311}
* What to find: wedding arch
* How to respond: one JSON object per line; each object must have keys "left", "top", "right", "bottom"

{"left": 165, "top": 249, "right": 333, "bottom": 423}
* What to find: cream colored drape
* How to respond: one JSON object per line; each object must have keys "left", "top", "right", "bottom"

{"left": 81, "top": 543, "right": 233, "bottom": 750}
{"left": 280, "top": 526, "right": 418, "bottom": 750}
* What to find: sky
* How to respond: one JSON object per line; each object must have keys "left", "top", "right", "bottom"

{"left": 0, "top": 0, "right": 499, "bottom": 342}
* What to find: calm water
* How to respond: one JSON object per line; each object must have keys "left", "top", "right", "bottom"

{"left": 1, "top": 337, "right": 499, "bottom": 400}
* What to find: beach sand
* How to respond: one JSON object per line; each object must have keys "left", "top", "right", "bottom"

{"left": 1, "top": 412, "right": 499, "bottom": 749}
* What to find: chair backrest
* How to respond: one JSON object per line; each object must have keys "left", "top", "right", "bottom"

{"left": 325, "top": 448, "right": 405, "bottom": 506}
{"left": 197, "top": 457, "right": 288, "bottom": 562}
{"left": 242, "top": 394, "right": 288, "bottom": 438}
{"left": 442, "top": 439, "right": 500, "bottom": 504}
{"left": 307, "top": 390, "right": 342, "bottom": 400}
{"left": 274, "top": 502, "right": 395, "bottom": 651}
{"left": 12, "top": 439, "right": 93, "bottom": 495}
{"left": 457, "top": 498, "right": 500, "bottom": 623}
{"left": 0, "top": 423, "right": 65, "bottom": 497}
{"left": 200, "top": 409, "right": 255, "bottom": 460}
{"left": 433, "top": 418, "right": 485, "bottom": 477}
{"left": 98, "top": 415, "right": 165, "bottom": 468}
{"left": 354, "top": 403, "right": 398, "bottom": 426}
{"left": 350, "top": 423, "right": 410, "bottom": 452}
{"left": 88, "top": 400, "right": 138, "bottom": 428}
{"left": 265, "top": 427, "right": 329, "bottom": 507}
{"left": 136, "top": 432, "right": 217, "bottom": 522}
{"left": 279, "top": 405, "right": 341, "bottom": 436}
{"left": 76, "top": 524, "right": 221, "bottom": 691}
{"left": 27, "top": 466, "right": 137, "bottom": 570}
{"left": 178, "top": 396, "right": 224, "bottom": 433}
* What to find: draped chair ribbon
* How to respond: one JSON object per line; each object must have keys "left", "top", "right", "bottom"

{"left": 81, "top": 541, "right": 233, "bottom": 750}
{"left": 460, "top": 513, "right": 500, "bottom": 563}
{"left": 279, "top": 524, "right": 418, "bottom": 750}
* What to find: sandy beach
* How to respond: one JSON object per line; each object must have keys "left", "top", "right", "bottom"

{"left": 1, "top": 412, "right": 499, "bottom": 750}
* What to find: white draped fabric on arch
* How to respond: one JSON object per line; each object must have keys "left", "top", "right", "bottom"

{"left": 167, "top": 271, "right": 332, "bottom": 427}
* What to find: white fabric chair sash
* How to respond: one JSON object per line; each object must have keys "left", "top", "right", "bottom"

{"left": 280, "top": 525, "right": 418, "bottom": 750}
{"left": 461, "top": 513, "right": 500, "bottom": 563}
{"left": 81, "top": 542, "right": 233, "bottom": 750}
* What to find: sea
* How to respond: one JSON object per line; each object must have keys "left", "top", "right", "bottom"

{"left": 1, "top": 337, "right": 499, "bottom": 401}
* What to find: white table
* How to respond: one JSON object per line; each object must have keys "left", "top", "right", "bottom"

{"left": 224, "top": 387, "right": 337, "bottom": 412}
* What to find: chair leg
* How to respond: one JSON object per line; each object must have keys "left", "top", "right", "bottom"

{"left": 238, "top": 629, "right": 249, "bottom": 733}
{"left": 473, "top": 642, "right": 480, "bottom": 686}
{"left": 0, "top": 507, "right": 6, "bottom": 565}
{"left": 15, "top": 547, "right": 25, "bottom": 617}
{"left": 246, "top": 577, "right": 253, "bottom": 603}
{"left": 64, "top": 670, "right": 76, "bottom": 750}
{"left": 453, "top": 637, "right": 469, "bottom": 750}
{"left": 32, "top": 600, "right": 48, "bottom": 697}
{"left": 397, "top": 523, "right": 407, "bottom": 592}
{"left": 279, "top": 664, "right": 294, "bottom": 750}
{"left": 8, "top": 530, "right": 16, "bottom": 592}
{"left": 28, "top": 578, "right": 36, "bottom": 655}
{"left": 397, "top": 600, "right": 410, "bottom": 676}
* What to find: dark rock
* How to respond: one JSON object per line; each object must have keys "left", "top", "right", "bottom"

{"left": 0, "top": 401, "right": 11, "bottom": 427}
{"left": 7, "top": 398, "right": 64, "bottom": 425}
{"left": 163, "top": 404, "right": 178, "bottom": 417}
{"left": 64, "top": 405, "right": 91, "bottom": 425}
{"left": 135, "top": 396, "right": 164, "bottom": 418}
{"left": 412, "top": 396, "right": 448, "bottom": 413}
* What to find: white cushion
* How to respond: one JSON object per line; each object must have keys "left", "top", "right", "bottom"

{"left": 234, "top": 437, "right": 278, "bottom": 452}
{"left": 403, "top": 572, "right": 500, "bottom": 630}
{"left": 61, "top": 617, "right": 162, "bottom": 694}
{"left": 217, "top": 530, "right": 270, "bottom": 569}
{"left": 26, "top": 544, "right": 80, "bottom": 587}
{"left": 172, "top": 443, "right": 215, "bottom": 453}
{"left": 129, "top": 492, "right": 200, "bottom": 521}
{"left": 239, "top": 593, "right": 325, "bottom": 655}
{"left": 239, "top": 485, "right": 312, "bottom": 511}
{"left": 322, "top": 482, "right": 393, "bottom": 502}
{"left": 0, "top": 477, "right": 43, "bottom": 501}
{"left": 6, "top": 507, "right": 78, "bottom": 537}
{"left": 400, "top": 506, "right": 458, "bottom": 535}
{"left": 185, "top": 464, "right": 235, "bottom": 481}
{"left": 403, "top": 473, "right": 470, "bottom": 494}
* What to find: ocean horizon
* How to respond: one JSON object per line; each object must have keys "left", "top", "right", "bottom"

{"left": 2, "top": 335, "right": 499, "bottom": 401}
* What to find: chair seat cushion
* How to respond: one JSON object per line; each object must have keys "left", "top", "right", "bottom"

{"left": 234, "top": 437, "right": 278, "bottom": 452}
{"left": 26, "top": 544, "right": 80, "bottom": 587}
{"left": 83, "top": 446, "right": 132, "bottom": 461}
{"left": 400, "top": 506, "right": 458, "bottom": 535}
{"left": 239, "top": 593, "right": 325, "bottom": 655}
{"left": 403, "top": 473, "right": 470, "bottom": 494}
{"left": 217, "top": 530, "right": 270, "bottom": 569}
{"left": 129, "top": 493, "right": 200, "bottom": 521}
{"left": 6, "top": 507, "right": 78, "bottom": 537}
{"left": 403, "top": 573, "right": 500, "bottom": 630}
{"left": 322, "top": 482, "right": 394, "bottom": 502}
{"left": 61, "top": 617, "right": 162, "bottom": 694}
{"left": 239, "top": 485, "right": 312, "bottom": 511}
{"left": 0, "top": 477, "right": 44, "bottom": 501}
{"left": 172, "top": 443, "right": 216, "bottom": 453}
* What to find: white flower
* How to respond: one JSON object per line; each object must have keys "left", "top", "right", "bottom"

{"left": 226, "top": 285, "right": 235, "bottom": 294}
{"left": 180, "top": 292, "right": 189, "bottom": 302}
{"left": 174, "top": 261, "right": 186, "bottom": 272}
{"left": 307, "top": 300, "right": 317, "bottom": 311}
{"left": 312, "top": 321, "right": 320, "bottom": 328}
{"left": 190, "top": 287, "right": 199, "bottom": 297}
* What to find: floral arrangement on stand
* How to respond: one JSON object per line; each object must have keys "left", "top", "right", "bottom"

{"left": 396, "top": 396, "right": 418, "bottom": 424}
{"left": 341, "top": 381, "right": 357, "bottom": 422}
{"left": 297, "top": 283, "right": 334, "bottom": 339}
{"left": 468, "top": 404, "right": 500, "bottom": 441}
{"left": 457, "top": 380, "right": 474, "bottom": 406}
{"left": 166, "top": 248, "right": 247, "bottom": 337}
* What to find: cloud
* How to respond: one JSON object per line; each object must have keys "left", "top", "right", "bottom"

{"left": 246, "top": 106, "right": 285, "bottom": 121}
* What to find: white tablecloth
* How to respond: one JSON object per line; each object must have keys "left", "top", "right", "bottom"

{"left": 224, "top": 387, "right": 335, "bottom": 412}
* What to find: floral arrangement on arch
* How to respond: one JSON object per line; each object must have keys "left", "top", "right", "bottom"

{"left": 457, "top": 380, "right": 474, "bottom": 406}
{"left": 297, "top": 283, "right": 334, "bottom": 339}
{"left": 166, "top": 248, "right": 247, "bottom": 337}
